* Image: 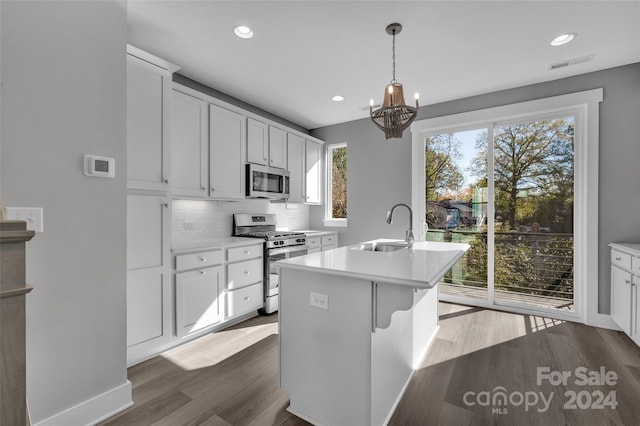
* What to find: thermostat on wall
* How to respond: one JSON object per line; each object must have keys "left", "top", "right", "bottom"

{"left": 84, "top": 154, "right": 115, "bottom": 178}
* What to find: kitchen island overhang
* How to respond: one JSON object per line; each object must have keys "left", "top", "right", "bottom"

{"left": 276, "top": 239, "right": 469, "bottom": 426}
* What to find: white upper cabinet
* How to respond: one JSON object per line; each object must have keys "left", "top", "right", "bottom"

{"left": 171, "top": 89, "right": 208, "bottom": 198}
{"left": 247, "top": 118, "right": 269, "bottom": 166}
{"left": 126, "top": 53, "right": 174, "bottom": 192}
{"left": 305, "top": 139, "right": 323, "bottom": 204}
{"left": 209, "top": 104, "right": 247, "bottom": 200}
{"left": 268, "top": 126, "right": 287, "bottom": 169}
{"left": 287, "top": 133, "right": 305, "bottom": 203}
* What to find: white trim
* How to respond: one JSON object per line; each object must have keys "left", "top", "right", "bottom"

{"left": 411, "top": 89, "right": 603, "bottom": 324}
{"left": 127, "top": 44, "right": 180, "bottom": 73}
{"left": 322, "top": 219, "right": 348, "bottom": 228}
{"left": 32, "top": 381, "right": 133, "bottom": 426}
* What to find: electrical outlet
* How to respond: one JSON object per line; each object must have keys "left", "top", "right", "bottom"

{"left": 184, "top": 220, "right": 195, "bottom": 230}
{"left": 5, "top": 207, "right": 44, "bottom": 233}
{"left": 310, "top": 292, "right": 328, "bottom": 310}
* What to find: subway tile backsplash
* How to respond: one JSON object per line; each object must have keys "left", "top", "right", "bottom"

{"left": 172, "top": 199, "right": 309, "bottom": 244}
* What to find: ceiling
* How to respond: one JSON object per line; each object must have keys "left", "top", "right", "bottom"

{"left": 127, "top": 1, "right": 640, "bottom": 130}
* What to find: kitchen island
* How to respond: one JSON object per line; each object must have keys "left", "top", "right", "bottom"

{"left": 277, "top": 239, "right": 469, "bottom": 426}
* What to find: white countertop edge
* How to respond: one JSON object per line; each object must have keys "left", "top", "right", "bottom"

{"left": 276, "top": 261, "right": 438, "bottom": 288}
{"left": 609, "top": 242, "right": 640, "bottom": 254}
{"left": 172, "top": 237, "right": 262, "bottom": 254}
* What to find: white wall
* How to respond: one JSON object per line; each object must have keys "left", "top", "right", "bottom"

{"left": 1, "top": 1, "right": 130, "bottom": 424}
{"left": 310, "top": 62, "right": 640, "bottom": 315}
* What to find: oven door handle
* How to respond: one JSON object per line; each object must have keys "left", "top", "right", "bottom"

{"left": 269, "top": 245, "right": 309, "bottom": 256}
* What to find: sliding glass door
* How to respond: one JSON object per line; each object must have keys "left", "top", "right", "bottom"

{"left": 424, "top": 115, "right": 576, "bottom": 315}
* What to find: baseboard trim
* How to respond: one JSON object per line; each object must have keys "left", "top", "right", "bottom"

{"left": 586, "top": 312, "right": 620, "bottom": 330}
{"left": 32, "top": 380, "right": 133, "bottom": 426}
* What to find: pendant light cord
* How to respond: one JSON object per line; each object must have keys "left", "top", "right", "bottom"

{"left": 391, "top": 30, "right": 397, "bottom": 83}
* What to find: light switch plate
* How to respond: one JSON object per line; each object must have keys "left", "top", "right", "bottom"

{"left": 5, "top": 207, "right": 44, "bottom": 233}
{"left": 310, "top": 292, "right": 329, "bottom": 310}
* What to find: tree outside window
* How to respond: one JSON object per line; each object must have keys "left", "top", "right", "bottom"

{"left": 327, "top": 143, "right": 347, "bottom": 220}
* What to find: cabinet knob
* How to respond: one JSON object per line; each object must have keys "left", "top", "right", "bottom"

{"left": 200, "top": 256, "right": 207, "bottom": 262}
{"left": 164, "top": 179, "right": 169, "bottom": 184}
{"left": 244, "top": 271, "right": 250, "bottom": 275}
{"left": 244, "top": 250, "right": 250, "bottom": 255}
{"left": 211, "top": 188, "right": 215, "bottom": 192}
{"left": 625, "top": 279, "right": 631, "bottom": 285}
{"left": 243, "top": 296, "right": 250, "bottom": 301}
{"left": 163, "top": 203, "right": 169, "bottom": 208}
{"left": 616, "top": 257, "right": 622, "bottom": 261}
{"left": 200, "top": 271, "right": 206, "bottom": 275}
{"left": 201, "top": 186, "right": 206, "bottom": 191}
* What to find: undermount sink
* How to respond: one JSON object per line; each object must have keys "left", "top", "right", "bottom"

{"left": 351, "top": 241, "right": 410, "bottom": 252}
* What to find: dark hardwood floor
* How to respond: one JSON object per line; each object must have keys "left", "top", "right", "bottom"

{"left": 101, "top": 303, "right": 640, "bottom": 425}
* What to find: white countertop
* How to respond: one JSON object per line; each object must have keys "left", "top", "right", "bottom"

{"left": 275, "top": 238, "right": 469, "bottom": 288}
{"left": 609, "top": 242, "right": 640, "bottom": 254}
{"left": 172, "top": 237, "right": 261, "bottom": 254}
{"left": 294, "top": 229, "right": 338, "bottom": 237}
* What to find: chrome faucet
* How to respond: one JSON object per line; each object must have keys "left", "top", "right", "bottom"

{"left": 386, "top": 203, "right": 414, "bottom": 248}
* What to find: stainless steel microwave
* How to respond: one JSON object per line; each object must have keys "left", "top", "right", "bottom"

{"left": 246, "top": 164, "right": 290, "bottom": 199}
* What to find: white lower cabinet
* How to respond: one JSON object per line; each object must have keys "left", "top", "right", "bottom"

{"left": 175, "top": 265, "right": 223, "bottom": 337}
{"left": 227, "top": 282, "right": 263, "bottom": 318}
{"left": 610, "top": 243, "right": 640, "bottom": 346}
{"left": 127, "top": 269, "right": 170, "bottom": 347}
{"left": 226, "top": 245, "right": 263, "bottom": 318}
{"left": 306, "top": 232, "right": 339, "bottom": 254}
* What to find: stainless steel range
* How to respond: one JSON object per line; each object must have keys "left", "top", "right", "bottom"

{"left": 233, "top": 213, "right": 307, "bottom": 314}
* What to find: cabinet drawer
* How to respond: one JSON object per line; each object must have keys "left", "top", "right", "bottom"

{"left": 227, "top": 244, "right": 263, "bottom": 262}
{"left": 227, "top": 282, "right": 263, "bottom": 318}
{"left": 321, "top": 234, "right": 337, "bottom": 246}
{"left": 227, "top": 258, "right": 263, "bottom": 289}
{"left": 632, "top": 257, "right": 640, "bottom": 276}
{"left": 611, "top": 249, "right": 632, "bottom": 271}
{"left": 175, "top": 249, "right": 224, "bottom": 271}
{"left": 306, "top": 236, "right": 321, "bottom": 249}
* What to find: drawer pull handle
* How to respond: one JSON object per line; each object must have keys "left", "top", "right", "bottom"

{"left": 244, "top": 250, "right": 251, "bottom": 255}
{"left": 200, "top": 256, "right": 207, "bottom": 262}
{"left": 200, "top": 271, "right": 206, "bottom": 275}
{"left": 243, "top": 296, "right": 250, "bottom": 301}
{"left": 625, "top": 280, "right": 630, "bottom": 285}
{"left": 616, "top": 257, "right": 622, "bottom": 261}
{"left": 244, "top": 271, "right": 250, "bottom": 275}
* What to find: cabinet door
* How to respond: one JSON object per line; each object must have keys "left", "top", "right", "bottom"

{"left": 632, "top": 276, "right": 640, "bottom": 345}
{"left": 209, "top": 104, "right": 247, "bottom": 200}
{"left": 305, "top": 140, "right": 322, "bottom": 204}
{"left": 287, "top": 133, "right": 305, "bottom": 203}
{"left": 127, "top": 55, "right": 171, "bottom": 191}
{"left": 127, "top": 195, "right": 170, "bottom": 271}
{"left": 175, "top": 265, "right": 224, "bottom": 337}
{"left": 247, "top": 118, "right": 268, "bottom": 166}
{"left": 269, "top": 126, "right": 287, "bottom": 169}
{"left": 127, "top": 268, "right": 171, "bottom": 347}
{"left": 171, "top": 90, "right": 208, "bottom": 197}
{"left": 611, "top": 265, "right": 632, "bottom": 334}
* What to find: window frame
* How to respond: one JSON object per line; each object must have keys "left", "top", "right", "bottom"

{"left": 323, "top": 142, "right": 348, "bottom": 227}
{"left": 410, "top": 89, "right": 603, "bottom": 326}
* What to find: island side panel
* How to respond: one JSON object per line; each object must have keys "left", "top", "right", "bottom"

{"left": 279, "top": 268, "right": 372, "bottom": 426}
{"left": 370, "top": 285, "right": 439, "bottom": 426}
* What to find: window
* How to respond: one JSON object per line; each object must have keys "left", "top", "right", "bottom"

{"left": 324, "top": 143, "right": 347, "bottom": 226}
{"left": 410, "top": 89, "right": 603, "bottom": 324}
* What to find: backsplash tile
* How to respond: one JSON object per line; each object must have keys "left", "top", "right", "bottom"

{"left": 172, "top": 199, "right": 309, "bottom": 244}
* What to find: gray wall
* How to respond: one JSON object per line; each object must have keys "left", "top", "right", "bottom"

{"left": 1, "top": 1, "right": 128, "bottom": 423}
{"left": 310, "top": 62, "right": 640, "bottom": 315}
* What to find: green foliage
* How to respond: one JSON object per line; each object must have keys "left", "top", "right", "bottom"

{"left": 331, "top": 146, "right": 347, "bottom": 219}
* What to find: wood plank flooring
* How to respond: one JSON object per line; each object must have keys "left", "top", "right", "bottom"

{"left": 101, "top": 303, "right": 640, "bottom": 426}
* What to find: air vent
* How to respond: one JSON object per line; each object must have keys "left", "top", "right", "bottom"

{"left": 549, "top": 54, "right": 595, "bottom": 70}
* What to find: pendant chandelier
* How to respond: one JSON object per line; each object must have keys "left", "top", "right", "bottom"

{"left": 370, "top": 23, "right": 419, "bottom": 140}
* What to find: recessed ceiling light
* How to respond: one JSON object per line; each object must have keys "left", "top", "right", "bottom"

{"left": 234, "top": 25, "right": 254, "bottom": 39}
{"left": 331, "top": 95, "right": 345, "bottom": 102}
{"left": 550, "top": 33, "right": 576, "bottom": 47}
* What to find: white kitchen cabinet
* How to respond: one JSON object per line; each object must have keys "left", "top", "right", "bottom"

{"left": 126, "top": 195, "right": 172, "bottom": 363}
{"left": 609, "top": 243, "right": 640, "bottom": 346}
{"left": 268, "top": 126, "right": 287, "bottom": 169}
{"left": 307, "top": 236, "right": 321, "bottom": 254}
{"left": 247, "top": 118, "right": 269, "bottom": 166}
{"left": 305, "top": 139, "right": 323, "bottom": 204}
{"left": 226, "top": 245, "right": 263, "bottom": 319}
{"left": 287, "top": 133, "right": 305, "bottom": 203}
{"left": 175, "top": 265, "right": 224, "bottom": 337}
{"left": 209, "top": 104, "right": 247, "bottom": 200}
{"left": 126, "top": 49, "right": 177, "bottom": 192}
{"left": 171, "top": 88, "right": 208, "bottom": 198}
{"left": 321, "top": 233, "right": 338, "bottom": 251}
